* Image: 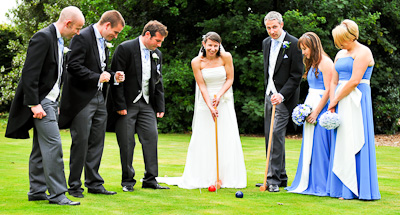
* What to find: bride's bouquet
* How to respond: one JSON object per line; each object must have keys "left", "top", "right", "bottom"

{"left": 319, "top": 111, "right": 340, "bottom": 130}
{"left": 291, "top": 104, "right": 312, "bottom": 126}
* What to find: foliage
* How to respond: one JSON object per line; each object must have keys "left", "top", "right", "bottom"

{"left": 158, "top": 59, "right": 195, "bottom": 133}
{"left": 0, "top": 24, "right": 20, "bottom": 112}
{"left": 2, "top": 0, "right": 400, "bottom": 134}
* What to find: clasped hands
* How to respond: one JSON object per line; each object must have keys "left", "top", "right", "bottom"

{"left": 100, "top": 71, "right": 125, "bottom": 83}
{"left": 210, "top": 95, "right": 221, "bottom": 119}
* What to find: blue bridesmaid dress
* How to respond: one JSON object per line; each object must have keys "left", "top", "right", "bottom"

{"left": 285, "top": 68, "right": 331, "bottom": 196}
{"left": 326, "top": 57, "right": 381, "bottom": 200}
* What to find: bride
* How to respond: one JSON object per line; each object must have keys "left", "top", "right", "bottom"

{"left": 158, "top": 32, "right": 247, "bottom": 189}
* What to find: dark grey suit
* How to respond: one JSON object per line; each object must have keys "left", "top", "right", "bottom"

{"left": 59, "top": 25, "right": 114, "bottom": 194}
{"left": 263, "top": 32, "right": 303, "bottom": 186}
{"left": 5, "top": 24, "right": 68, "bottom": 202}
{"left": 110, "top": 37, "right": 164, "bottom": 187}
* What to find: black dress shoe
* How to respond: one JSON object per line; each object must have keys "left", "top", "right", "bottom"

{"left": 142, "top": 183, "right": 170, "bottom": 189}
{"left": 279, "top": 181, "right": 287, "bottom": 187}
{"left": 88, "top": 189, "right": 117, "bottom": 195}
{"left": 28, "top": 194, "right": 48, "bottom": 201}
{"left": 122, "top": 185, "right": 134, "bottom": 192}
{"left": 49, "top": 197, "right": 80, "bottom": 206}
{"left": 255, "top": 183, "right": 263, "bottom": 187}
{"left": 268, "top": 184, "right": 280, "bottom": 192}
{"left": 68, "top": 191, "right": 84, "bottom": 198}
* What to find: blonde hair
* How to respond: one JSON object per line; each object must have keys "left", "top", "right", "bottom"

{"left": 332, "top": 19, "right": 359, "bottom": 49}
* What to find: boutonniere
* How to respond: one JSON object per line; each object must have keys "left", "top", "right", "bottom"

{"left": 152, "top": 52, "right": 159, "bottom": 61}
{"left": 63, "top": 47, "right": 71, "bottom": 54}
{"left": 105, "top": 42, "right": 113, "bottom": 48}
{"left": 282, "top": 41, "right": 291, "bottom": 49}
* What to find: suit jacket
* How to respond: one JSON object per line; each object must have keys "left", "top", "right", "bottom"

{"left": 5, "top": 24, "right": 61, "bottom": 139}
{"left": 59, "top": 25, "right": 113, "bottom": 129}
{"left": 110, "top": 37, "right": 165, "bottom": 115}
{"left": 263, "top": 32, "right": 303, "bottom": 112}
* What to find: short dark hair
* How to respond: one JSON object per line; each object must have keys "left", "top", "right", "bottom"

{"left": 99, "top": 10, "right": 125, "bottom": 28}
{"left": 201, "top": 32, "right": 222, "bottom": 57}
{"left": 141, "top": 20, "right": 168, "bottom": 37}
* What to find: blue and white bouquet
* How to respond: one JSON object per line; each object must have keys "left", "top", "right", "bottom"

{"left": 291, "top": 104, "right": 312, "bottom": 126}
{"left": 319, "top": 111, "right": 340, "bottom": 130}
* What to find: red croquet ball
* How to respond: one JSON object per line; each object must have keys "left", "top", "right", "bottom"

{"left": 208, "top": 185, "right": 216, "bottom": 192}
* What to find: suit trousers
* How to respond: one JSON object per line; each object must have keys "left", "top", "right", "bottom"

{"left": 68, "top": 91, "right": 106, "bottom": 193}
{"left": 264, "top": 95, "right": 289, "bottom": 186}
{"left": 29, "top": 98, "right": 67, "bottom": 202}
{"left": 115, "top": 98, "right": 159, "bottom": 187}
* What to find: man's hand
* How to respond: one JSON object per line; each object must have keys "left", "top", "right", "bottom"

{"left": 115, "top": 71, "right": 125, "bottom": 83}
{"left": 270, "top": 93, "right": 283, "bottom": 105}
{"left": 31, "top": 104, "right": 47, "bottom": 119}
{"left": 100, "top": 71, "right": 111, "bottom": 83}
{"left": 117, "top": 109, "right": 127, "bottom": 115}
{"left": 157, "top": 112, "right": 164, "bottom": 118}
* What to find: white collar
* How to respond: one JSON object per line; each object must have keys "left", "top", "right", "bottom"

{"left": 273, "top": 31, "right": 286, "bottom": 43}
{"left": 53, "top": 23, "right": 61, "bottom": 39}
{"left": 138, "top": 35, "right": 148, "bottom": 51}
{"left": 93, "top": 24, "right": 103, "bottom": 39}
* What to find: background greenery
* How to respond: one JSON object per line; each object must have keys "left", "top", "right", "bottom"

{"left": 1, "top": 0, "right": 400, "bottom": 134}
{"left": 0, "top": 123, "right": 399, "bottom": 214}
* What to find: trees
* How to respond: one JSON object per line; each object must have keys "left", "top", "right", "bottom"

{"left": 2, "top": 0, "right": 399, "bottom": 133}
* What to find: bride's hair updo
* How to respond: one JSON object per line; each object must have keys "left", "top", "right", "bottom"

{"left": 201, "top": 32, "right": 222, "bottom": 57}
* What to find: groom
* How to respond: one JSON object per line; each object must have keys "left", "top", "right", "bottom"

{"left": 110, "top": 20, "right": 169, "bottom": 191}
{"left": 257, "top": 11, "right": 303, "bottom": 192}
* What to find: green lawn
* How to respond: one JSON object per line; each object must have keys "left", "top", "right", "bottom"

{"left": 0, "top": 128, "right": 399, "bottom": 214}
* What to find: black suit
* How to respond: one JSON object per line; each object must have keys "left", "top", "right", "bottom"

{"left": 263, "top": 32, "right": 303, "bottom": 186}
{"left": 5, "top": 24, "right": 68, "bottom": 202}
{"left": 59, "top": 25, "right": 113, "bottom": 194}
{"left": 110, "top": 37, "right": 164, "bottom": 187}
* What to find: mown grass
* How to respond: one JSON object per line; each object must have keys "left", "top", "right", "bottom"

{"left": 0, "top": 126, "right": 399, "bottom": 214}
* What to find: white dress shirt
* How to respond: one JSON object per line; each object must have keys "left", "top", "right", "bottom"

{"left": 93, "top": 25, "right": 106, "bottom": 90}
{"left": 133, "top": 36, "right": 151, "bottom": 104}
{"left": 45, "top": 23, "right": 63, "bottom": 102}
{"left": 266, "top": 31, "right": 286, "bottom": 100}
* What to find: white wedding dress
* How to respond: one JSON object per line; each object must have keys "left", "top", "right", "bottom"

{"left": 157, "top": 66, "right": 247, "bottom": 189}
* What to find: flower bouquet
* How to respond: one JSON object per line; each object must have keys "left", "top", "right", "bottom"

{"left": 319, "top": 111, "right": 340, "bottom": 130}
{"left": 291, "top": 104, "right": 312, "bottom": 126}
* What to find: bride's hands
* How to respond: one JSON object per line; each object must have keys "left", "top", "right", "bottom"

{"left": 212, "top": 95, "right": 221, "bottom": 107}
{"left": 209, "top": 105, "right": 218, "bottom": 119}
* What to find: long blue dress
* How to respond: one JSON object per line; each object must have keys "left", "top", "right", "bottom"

{"left": 285, "top": 68, "right": 331, "bottom": 196}
{"left": 326, "top": 57, "right": 381, "bottom": 200}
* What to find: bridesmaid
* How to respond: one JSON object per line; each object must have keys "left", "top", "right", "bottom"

{"left": 285, "top": 32, "right": 333, "bottom": 196}
{"left": 327, "top": 19, "right": 381, "bottom": 200}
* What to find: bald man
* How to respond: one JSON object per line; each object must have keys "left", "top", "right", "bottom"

{"left": 5, "top": 6, "right": 85, "bottom": 206}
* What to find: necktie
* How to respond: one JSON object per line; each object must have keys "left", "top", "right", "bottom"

{"left": 143, "top": 48, "right": 150, "bottom": 62}
{"left": 58, "top": 38, "right": 64, "bottom": 75}
{"left": 99, "top": 38, "right": 105, "bottom": 51}
{"left": 272, "top": 39, "right": 280, "bottom": 53}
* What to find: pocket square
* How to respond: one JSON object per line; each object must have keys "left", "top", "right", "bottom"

{"left": 284, "top": 54, "right": 289, "bottom": 59}
{"left": 157, "top": 64, "right": 161, "bottom": 70}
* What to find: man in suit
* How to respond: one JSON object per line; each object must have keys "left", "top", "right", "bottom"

{"left": 5, "top": 6, "right": 84, "bottom": 205}
{"left": 110, "top": 20, "right": 169, "bottom": 191}
{"left": 59, "top": 10, "right": 125, "bottom": 198}
{"left": 256, "top": 11, "right": 303, "bottom": 192}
